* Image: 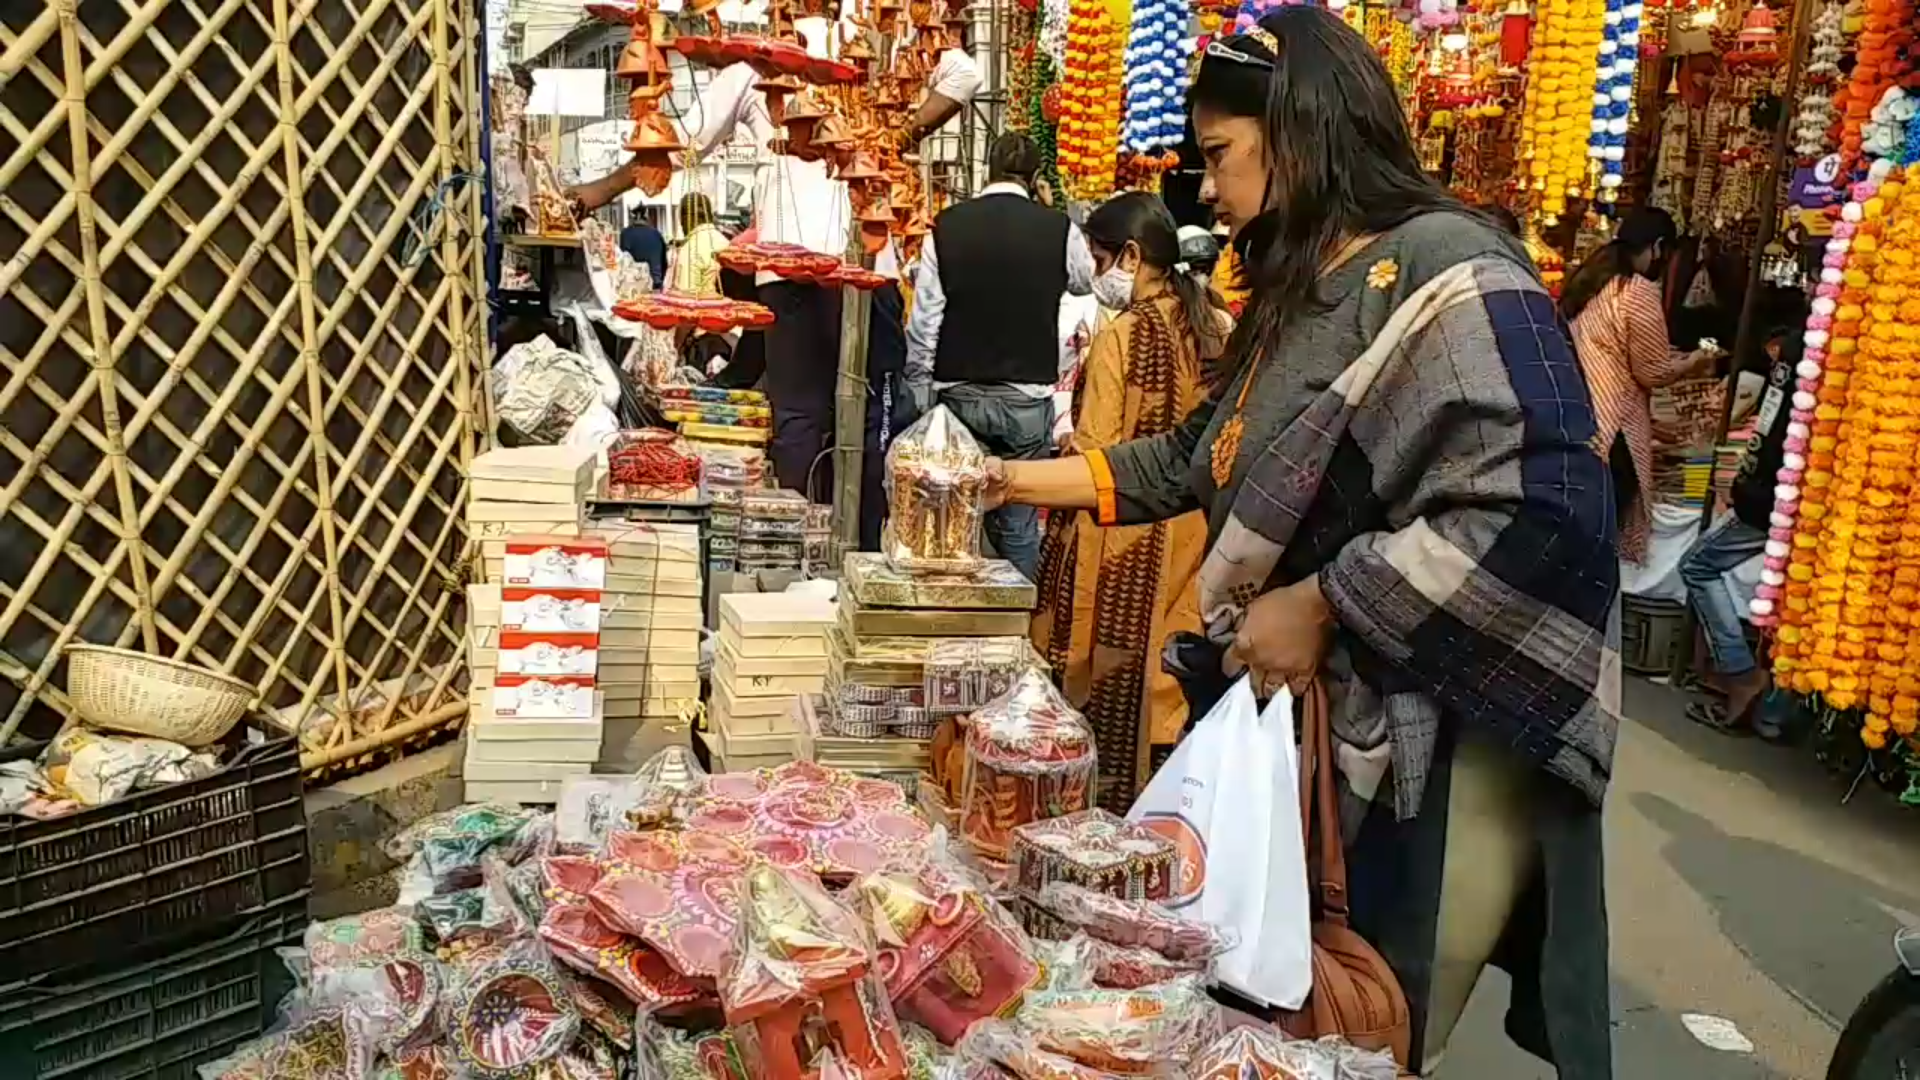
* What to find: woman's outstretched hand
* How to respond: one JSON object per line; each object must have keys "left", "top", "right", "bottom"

{"left": 982, "top": 456, "right": 1012, "bottom": 510}
{"left": 1226, "top": 575, "right": 1335, "bottom": 696}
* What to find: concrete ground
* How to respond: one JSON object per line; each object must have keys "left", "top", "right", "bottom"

{"left": 1437, "top": 677, "right": 1920, "bottom": 1080}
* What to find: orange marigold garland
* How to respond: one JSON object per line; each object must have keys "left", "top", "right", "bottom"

{"left": 1834, "top": 0, "right": 1915, "bottom": 171}
{"left": 1057, "top": 0, "right": 1125, "bottom": 200}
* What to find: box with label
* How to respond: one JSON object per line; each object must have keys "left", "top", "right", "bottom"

{"left": 501, "top": 586, "right": 602, "bottom": 633}
{"left": 467, "top": 501, "right": 585, "bottom": 537}
{"left": 499, "top": 537, "right": 608, "bottom": 590}
{"left": 498, "top": 631, "right": 600, "bottom": 677}
{"left": 471, "top": 692, "right": 603, "bottom": 739}
{"left": 713, "top": 649, "right": 825, "bottom": 697}
{"left": 491, "top": 674, "right": 597, "bottom": 718}
{"left": 711, "top": 679, "right": 800, "bottom": 736}
{"left": 1009, "top": 809, "right": 1177, "bottom": 903}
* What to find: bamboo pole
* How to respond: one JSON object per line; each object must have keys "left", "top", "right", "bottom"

{"left": 271, "top": 0, "right": 355, "bottom": 730}
{"left": 434, "top": 0, "right": 475, "bottom": 479}
{"left": 830, "top": 26, "right": 891, "bottom": 560}
{"left": 55, "top": 0, "right": 160, "bottom": 654}
{"left": 301, "top": 697, "right": 466, "bottom": 770}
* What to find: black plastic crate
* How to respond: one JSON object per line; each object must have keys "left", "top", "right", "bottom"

{"left": 0, "top": 731, "right": 309, "bottom": 986}
{"left": 0, "top": 897, "right": 304, "bottom": 1080}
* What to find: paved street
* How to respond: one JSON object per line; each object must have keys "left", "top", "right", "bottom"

{"left": 1436, "top": 678, "right": 1920, "bottom": 1079}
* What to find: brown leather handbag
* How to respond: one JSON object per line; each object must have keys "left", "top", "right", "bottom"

{"left": 1277, "top": 681, "right": 1414, "bottom": 1066}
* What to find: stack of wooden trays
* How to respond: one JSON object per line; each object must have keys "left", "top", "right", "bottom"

{"left": 709, "top": 592, "right": 835, "bottom": 770}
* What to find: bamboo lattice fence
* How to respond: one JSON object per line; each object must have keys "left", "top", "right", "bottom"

{"left": 1, "top": 0, "right": 489, "bottom": 772}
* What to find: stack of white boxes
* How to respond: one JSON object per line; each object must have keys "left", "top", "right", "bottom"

{"left": 587, "top": 522, "right": 705, "bottom": 769}
{"left": 708, "top": 592, "right": 836, "bottom": 771}
{"left": 465, "top": 535, "right": 608, "bottom": 804}
{"left": 466, "top": 445, "right": 595, "bottom": 538}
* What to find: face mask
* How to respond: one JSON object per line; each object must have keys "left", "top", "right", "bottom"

{"left": 1093, "top": 263, "right": 1135, "bottom": 310}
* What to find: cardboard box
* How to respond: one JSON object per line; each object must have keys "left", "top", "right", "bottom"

{"left": 463, "top": 757, "right": 595, "bottom": 783}
{"left": 471, "top": 444, "right": 598, "bottom": 490}
{"left": 465, "top": 733, "right": 599, "bottom": 764}
{"left": 499, "top": 536, "right": 608, "bottom": 590}
{"left": 713, "top": 648, "right": 825, "bottom": 697}
{"left": 498, "top": 631, "right": 599, "bottom": 676}
{"left": 715, "top": 639, "right": 827, "bottom": 679}
{"left": 469, "top": 697, "right": 603, "bottom": 741}
{"left": 720, "top": 592, "right": 837, "bottom": 639}
{"left": 490, "top": 674, "right": 597, "bottom": 718}
{"left": 501, "top": 586, "right": 602, "bottom": 633}
{"left": 463, "top": 777, "right": 572, "bottom": 805}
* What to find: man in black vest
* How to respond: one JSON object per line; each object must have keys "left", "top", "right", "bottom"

{"left": 904, "top": 133, "right": 1094, "bottom": 579}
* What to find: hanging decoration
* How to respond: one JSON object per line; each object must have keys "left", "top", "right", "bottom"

{"left": 1057, "top": 0, "right": 1127, "bottom": 200}
{"left": 1119, "top": 0, "right": 1192, "bottom": 190}
{"left": 616, "top": 4, "right": 682, "bottom": 198}
{"left": 1586, "top": 0, "right": 1644, "bottom": 199}
{"left": 1518, "top": 0, "right": 1605, "bottom": 221}
{"left": 1793, "top": 1, "right": 1847, "bottom": 161}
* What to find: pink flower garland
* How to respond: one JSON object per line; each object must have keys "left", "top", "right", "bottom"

{"left": 1752, "top": 159, "right": 1899, "bottom": 627}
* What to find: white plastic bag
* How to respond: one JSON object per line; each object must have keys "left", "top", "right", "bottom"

{"left": 1127, "top": 675, "right": 1310, "bottom": 1009}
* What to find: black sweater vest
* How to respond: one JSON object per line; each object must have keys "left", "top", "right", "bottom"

{"left": 930, "top": 193, "right": 1071, "bottom": 386}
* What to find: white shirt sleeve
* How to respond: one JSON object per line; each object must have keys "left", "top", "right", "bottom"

{"left": 928, "top": 48, "right": 983, "bottom": 103}
{"left": 1065, "top": 223, "right": 1095, "bottom": 297}
{"left": 904, "top": 235, "right": 944, "bottom": 386}
{"left": 676, "top": 62, "right": 756, "bottom": 158}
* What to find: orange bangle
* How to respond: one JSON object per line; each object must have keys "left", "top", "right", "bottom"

{"left": 1085, "top": 450, "right": 1118, "bottom": 527}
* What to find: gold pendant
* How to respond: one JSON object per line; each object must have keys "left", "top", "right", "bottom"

{"left": 1211, "top": 413, "right": 1245, "bottom": 488}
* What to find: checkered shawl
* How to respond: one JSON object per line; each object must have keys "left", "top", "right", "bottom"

{"left": 1200, "top": 254, "right": 1622, "bottom": 816}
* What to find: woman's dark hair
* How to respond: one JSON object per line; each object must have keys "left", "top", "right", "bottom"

{"left": 1483, "top": 205, "right": 1524, "bottom": 237}
{"left": 1084, "top": 192, "right": 1219, "bottom": 346}
{"left": 1186, "top": 7, "right": 1464, "bottom": 382}
{"left": 1559, "top": 207, "right": 1678, "bottom": 321}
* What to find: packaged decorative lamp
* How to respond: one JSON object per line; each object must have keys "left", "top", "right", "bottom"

{"left": 959, "top": 669, "right": 1098, "bottom": 860}
{"left": 853, "top": 862, "right": 1041, "bottom": 1044}
{"left": 719, "top": 862, "right": 908, "bottom": 1080}
{"left": 884, "top": 405, "right": 989, "bottom": 574}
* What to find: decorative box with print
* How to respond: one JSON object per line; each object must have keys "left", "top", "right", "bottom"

{"left": 858, "top": 869, "right": 1040, "bottom": 1045}
{"left": 497, "top": 631, "right": 600, "bottom": 677}
{"left": 959, "top": 670, "right": 1098, "bottom": 861}
{"left": 500, "top": 536, "right": 608, "bottom": 589}
{"left": 501, "top": 586, "right": 602, "bottom": 634}
{"left": 1009, "top": 809, "right": 1176, "bottom": 903}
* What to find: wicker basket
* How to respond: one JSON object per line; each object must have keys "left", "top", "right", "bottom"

{"left": 64, "top": 645, "right": 256, "bottom": 747}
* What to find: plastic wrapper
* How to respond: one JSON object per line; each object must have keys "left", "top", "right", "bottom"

{"left": 554, "top": 775, "right": 645, "bottom": 852}
{"left": 1188, "top": 1030, "right": 1399, "bottom": 1080}
{"left": 848, "top": 855, "right": 1041, "bottom": 1044}
{"left": 41, "top": 726, "right": 220, "bottom": 806}
{"left": 1009, "top": 809, "right": 1177, "bottom": 903}
{"left": 636, "top": 1021, "right": 748, "bottom": 1080}
{"left": 719, "top": 861, "right": 908, "bottom": 1079}
{"left": 199, "top": 998, "right": 387, "bottom": 1080}
{"left": 884, "top": 404, "right": 987, "bottom": 573}
{"left": 490, "top": 336, "right": 602, "bottom": 443}
{"left": 956, "top": 1019, "right": 1128, "bottom": 1079}
{"left": 961, "top": 671, "right": 1097, "bottom": 860}
{"left": 1019, "top": 975, "right": 1222, "bottom": 1076}
{"left": 440, "top": 939, "right": 582, "bottom": 1078}
{"left": 1034, "top": 884, "right": 1236, "bottom": 965}
{"left": 387, "top": 803, "right": 543, "bottom": 897}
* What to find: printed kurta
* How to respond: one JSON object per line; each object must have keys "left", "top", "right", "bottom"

{"left": 1568, "top": 274, "right": 1695, "bottom": 562}
{"left": 1030, "top": 287, "right": 1211, "bottom": 811}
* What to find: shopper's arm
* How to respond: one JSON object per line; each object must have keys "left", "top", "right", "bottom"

{"left": 903, "top": 49, "right": 981, "bottom": 145}
{"left": 903, "top": 237, "right": 944, "bottom": 409}
{"left": 1624, "top": 277, "right": 1711, "bottom": 388}
{"left": 1064, "top": 224, "right": 1095, "bottom": 297}
{"left": 996, "top": 399, "right": 1214, "bottom": 522}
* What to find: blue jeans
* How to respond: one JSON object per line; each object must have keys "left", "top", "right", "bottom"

{"left": 936, "top": 384, "right": 1055, "bottom": 581}
{"left": 1679, "top": 515, "right": 1768, "bottom": 676}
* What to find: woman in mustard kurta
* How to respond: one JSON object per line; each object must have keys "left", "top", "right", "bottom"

{"left": 1030, "top": 192, "right": 1228, "bottom": 810}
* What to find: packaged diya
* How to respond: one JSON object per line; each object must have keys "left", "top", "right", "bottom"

{"left": 852, "top": 866, "right": 1040, "bottom": 1044}
{"left": 1033, "top": 884, "right": 1235, "bottom": 966}
{"left": 960, "top": 670, "right": 1097, "bottom": 861}
{"left": 1020, "top": 975, "right": 1223, "bottom": 1077}
{"left": 444, "top": 947, "right": 582, "bottom": 1078}
{"left": 883, "top": 404, "right": 988, "bottom": 574}
{"left": 1009, "top": 809, "right": 1176, "bottom": 903}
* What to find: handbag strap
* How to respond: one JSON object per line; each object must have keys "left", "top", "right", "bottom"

{"left": 1296, "top": 680, "right": 1351, "bottom": 926}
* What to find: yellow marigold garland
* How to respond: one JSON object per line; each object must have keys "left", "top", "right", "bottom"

{"left": 1517, "top": 0, "right": 1604, "bottom": 222}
